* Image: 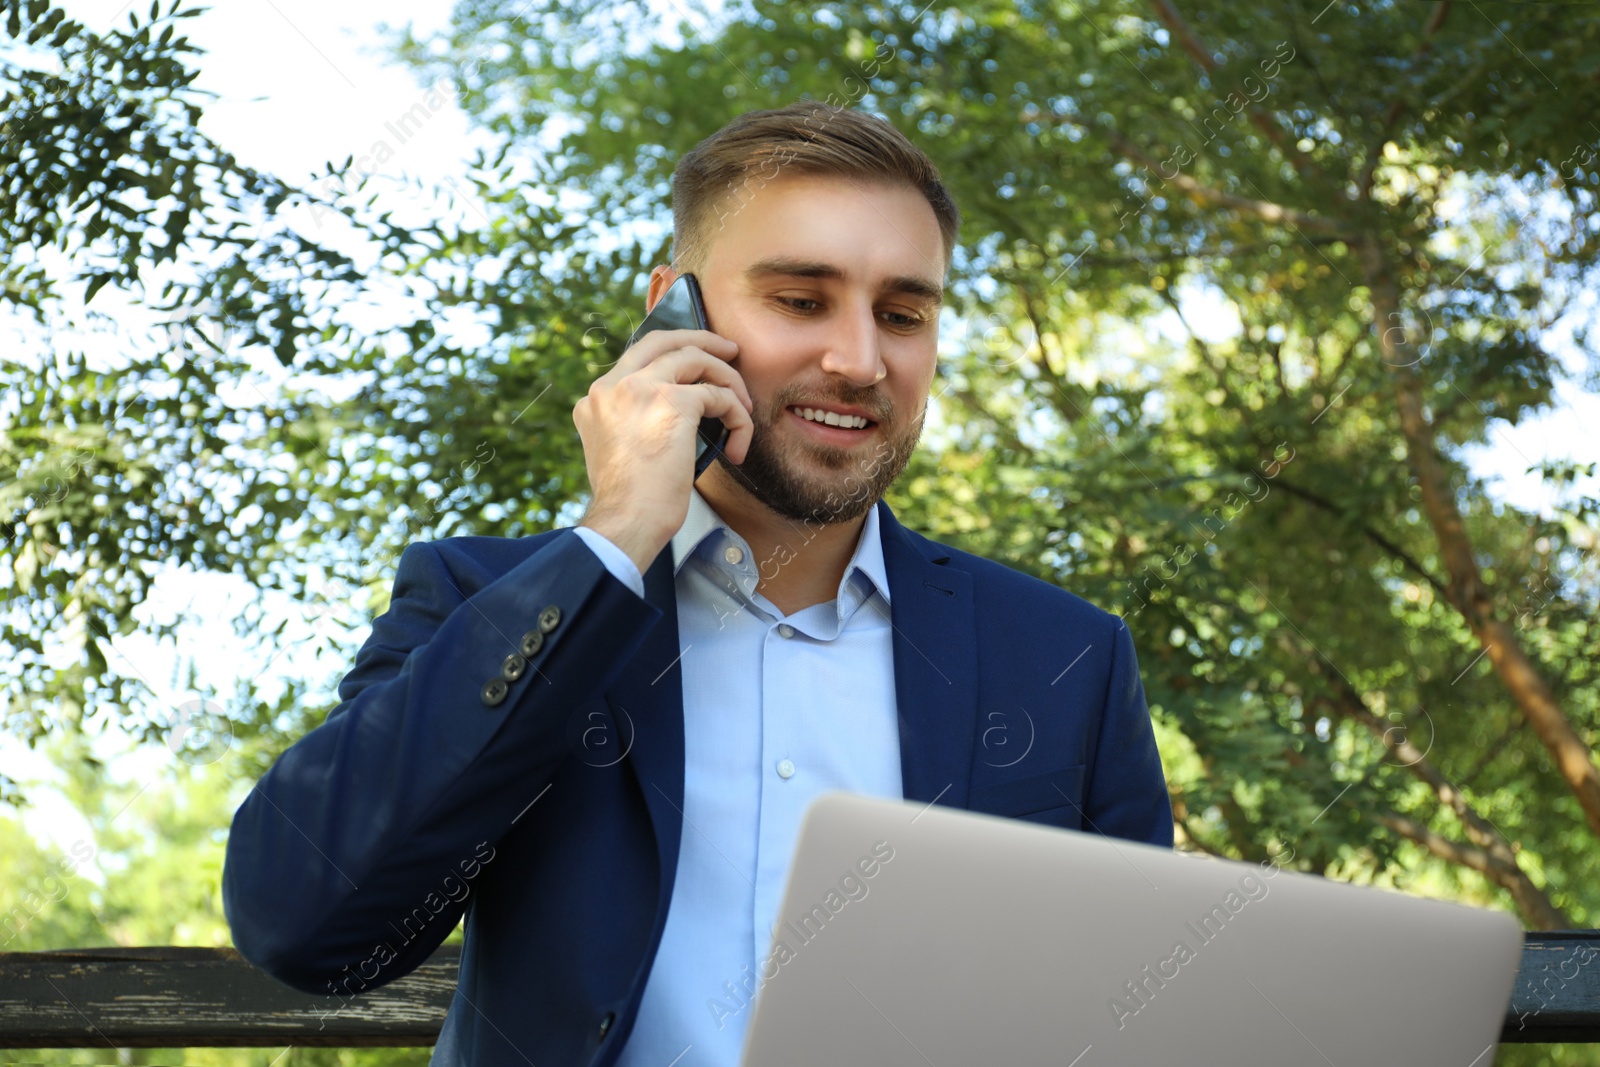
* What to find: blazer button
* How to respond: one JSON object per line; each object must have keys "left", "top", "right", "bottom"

{"left": 597, "top": 1011, "right": 615, "bottom": 1040}
{"left": 538, "top": 604, "right": 562, "bottom": 633}
{"left": 501, "top": 653, "right": 527, "bottom": 682}
{"left": 480, "top": 678, "right": 509, "bottom": 707}
{"left": 519, "top": 629, "right": 544, "bottom": 657}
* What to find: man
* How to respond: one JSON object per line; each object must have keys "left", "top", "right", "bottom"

{"left": 223, "top": 101, "right": 1172, "bottom": 1067}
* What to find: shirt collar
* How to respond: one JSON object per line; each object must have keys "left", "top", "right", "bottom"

{"left": 669, "top": 488, "right": 726, "bottom": 575}
{"left": 669, "top": 488, "right": 891, "bottom": 607}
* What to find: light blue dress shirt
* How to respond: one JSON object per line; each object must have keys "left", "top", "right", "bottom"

{"left": 574, "top": 490, "right": 903, "bottom": 1067}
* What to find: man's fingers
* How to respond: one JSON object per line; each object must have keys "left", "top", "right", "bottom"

{"left": 627, "top": 347, "right": 752, "bottom": 414}
{"left": 674, "top": 349, "right": 754, "bottom": 412}
{"left": 695, "top": 383, "right": 755, "bottom": 465}
{"left": 615, "top": 329, "right": 738, "bottom": 377}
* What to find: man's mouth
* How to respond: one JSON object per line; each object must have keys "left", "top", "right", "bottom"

{"left": 787, "top": 405, "right": 877, "bottom": 431}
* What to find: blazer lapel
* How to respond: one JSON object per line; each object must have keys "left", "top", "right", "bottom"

{"left": 608, "top": 547, "right": 685, "bottom": 914}
{"left": 606, "top": 503, "right": 980, "bottom": 895}
{"left": 877, "top": 501, "right": 979, "bottom": 809}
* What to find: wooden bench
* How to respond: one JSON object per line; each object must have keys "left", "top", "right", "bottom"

{"left": 1, "top": 934, "right": 1596, "bottom": 1048}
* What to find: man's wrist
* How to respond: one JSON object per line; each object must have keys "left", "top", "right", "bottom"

{"left": 578, "top": 513, "right": 668, "bottom": 579}
{"left": 572, "top": 526, "right": 646, "bottom": 598}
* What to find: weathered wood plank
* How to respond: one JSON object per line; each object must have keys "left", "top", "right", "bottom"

{"left": 1, "top": 934, "right": 1596, "bottom": 1048}
{"left": 0, "top": 946, "right": 453, "bottom": 1048}
{"left": 1501, "top": 931, "right": 1600, "bottom": 1044}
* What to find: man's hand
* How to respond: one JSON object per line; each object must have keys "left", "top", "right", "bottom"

{"left": 573, "top": 328, "right": 754, "bottom": 574}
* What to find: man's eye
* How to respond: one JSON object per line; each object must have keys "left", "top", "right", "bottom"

{"left": 778, "top": 297, "right": 820, "bottom": 312}
{"left": 882, "top": 310, "right": 926, "bottom": 329}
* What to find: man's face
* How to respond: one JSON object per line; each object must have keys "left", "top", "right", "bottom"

{"left": 671, "top": 173, "right": 945, "bottom": 525}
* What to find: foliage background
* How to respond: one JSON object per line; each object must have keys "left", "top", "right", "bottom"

{"left": 2, "top": 0, "right": 1598, "bottom": 1062}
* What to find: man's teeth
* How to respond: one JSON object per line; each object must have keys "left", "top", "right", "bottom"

{"left": 795, "top": 407, "right": 869, "bottom": 429}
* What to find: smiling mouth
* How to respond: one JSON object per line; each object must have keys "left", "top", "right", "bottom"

{"left": 788, "top": 405, "right": 877, "bottom": 430}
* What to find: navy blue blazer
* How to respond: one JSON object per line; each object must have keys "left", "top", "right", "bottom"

{"left": 223, "top": 501, "right": 1172, "bottom": 1065}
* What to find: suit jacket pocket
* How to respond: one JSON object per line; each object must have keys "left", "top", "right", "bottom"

{"left": 967, "top": 766, "right": 1086, "bottom": 829}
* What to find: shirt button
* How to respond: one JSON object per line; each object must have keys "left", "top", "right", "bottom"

{"left": 776, "top": 759, "right": 796, "bottom": 779}
{"left": 778, "top": 624, "right": 795, "bottom": 639}
{"left": 724, "top": 544, "right": 744, "bottom": 565}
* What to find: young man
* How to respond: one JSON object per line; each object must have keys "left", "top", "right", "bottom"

{"left": 224, "top": 102, "right": 1172, "bottom": 1067}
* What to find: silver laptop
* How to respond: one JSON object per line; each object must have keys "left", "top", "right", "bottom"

{"left": 741, "top": 793, "right": 1523, "bottom": 1067}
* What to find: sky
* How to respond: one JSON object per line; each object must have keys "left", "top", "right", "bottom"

{"left": 5, "top": 0, "right": 1598, "bottom": 854}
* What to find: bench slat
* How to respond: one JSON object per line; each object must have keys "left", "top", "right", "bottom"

{"left": 1, "top": 935, "right": 1596, "bottom": 1047}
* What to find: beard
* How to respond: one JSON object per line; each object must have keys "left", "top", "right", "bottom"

{"left": 714, "top": 382, "right": 925, "bottom": 525}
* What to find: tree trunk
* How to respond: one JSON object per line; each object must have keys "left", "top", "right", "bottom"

{"left": 1360, "top": 236, "right": 1600, "bottom": 841}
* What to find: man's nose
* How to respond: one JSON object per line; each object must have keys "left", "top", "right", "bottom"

{"left": 819, "top": 303, "right": 887, "bottom": 387}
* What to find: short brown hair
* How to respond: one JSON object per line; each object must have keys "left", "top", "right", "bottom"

{"left": 670, "top": 101, "right": 960, "bottom": 275}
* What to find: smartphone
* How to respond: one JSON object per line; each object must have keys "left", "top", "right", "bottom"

{"left": 624, "top": 273, "right": 733, "bottom": 480}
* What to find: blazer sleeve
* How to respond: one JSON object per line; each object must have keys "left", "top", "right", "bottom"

{"left": 222, "top": 530, "right": 662, "bottom": 993}
{"left": 1084, "top": 617, "right": 1174, "bottom": 848}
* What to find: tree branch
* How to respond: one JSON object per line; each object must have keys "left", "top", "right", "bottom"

{"left": 1303, "top": 673, "right": 1569, "bottom": 929}
{"left": 946, "top": 378, "right": 1035, "bottom": 460}
{"left": 1457, "top": 713, "right": 1526, "bottom": 793}
{"left": 1361, "top": 235, "right": 1600, "bottom": 841}
{"left": 1038, "top": 108, "right": 1348, "bottom": 236}
{"left": 1378, "top": 812, "right": 1565, "bottom": 930}
{"left": 1107, "top": 124, "right": 1342, "bottom": 233}
{"left": 1158, "top": 285, "right": 1237, "bottom": 407}
{"left": 1378, "top": 811, "right": 1497, "bottom": 870}
{"left": 1324, "top": 331, "right": 1362, "bottom": 393}
{"left": 1146, "top": 0, "right": 1319, "bottom": 178}
{"left": 1015, "top": 282, "right": 1069, "bottom": 388}
{"left": 1356, "top": 2, "right": 1452, "bottom": 201}
{"left": 1269, "top": 339, "right": 1289, "bottom": 406}
{"left": 1149, "top": 0, "right": 1218, "bottom": 71}
{"left": 1263, "top": 475, "right": 1449, "bottom": 596}
{"left": 1061, "top": 238, "right": 1347, "bottom": 271}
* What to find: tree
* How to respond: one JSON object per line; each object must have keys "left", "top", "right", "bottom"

{"left": 389, "top": 0, "right": 1600, "bottom": 934}
{"left": 4, "top": 0, "right": 1597, "bottom": 958}
{"left": 0, "top": 0, "right": 429, "bottom": 804}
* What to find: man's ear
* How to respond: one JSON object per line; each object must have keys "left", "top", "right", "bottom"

{"left": 645, "top": 264, "right": 680, "bottom": 313}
